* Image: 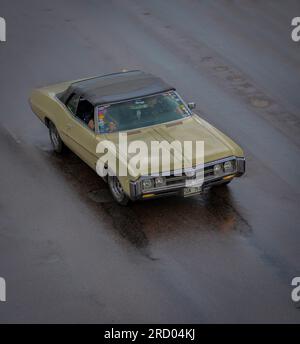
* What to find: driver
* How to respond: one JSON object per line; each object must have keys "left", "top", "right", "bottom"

{"left": 82, "top": 112, "right": 95, "bottom": 130}
{"left": 88, "top": 118, "right": 95, "bottom": 130}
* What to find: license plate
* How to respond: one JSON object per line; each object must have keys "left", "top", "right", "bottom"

{"left": 183, "top": 186, "right": 202, "bottom": 197}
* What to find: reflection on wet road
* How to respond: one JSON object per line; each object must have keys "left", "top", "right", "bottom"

{"left": 46, "top": 148, "right": 251, "bottom": 250}
{"left": 0, "top": 0, "right": 300, "bottom": 323}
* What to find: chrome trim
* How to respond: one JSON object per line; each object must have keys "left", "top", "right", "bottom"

{"left": 94, "top": 104, "right": 100, "bottom": 134}
{"left": 129, "top": 179, "right": 142, "bottom": 200}
{"left": 129, "top": 156, "right": 244, "bottom": 199}
{"left": 236, "top": 157, "right": 246, "bottom": 176}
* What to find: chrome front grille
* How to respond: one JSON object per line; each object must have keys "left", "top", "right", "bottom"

{"left": 129, "top": 156, "right": 244, "bottom": 198}
{"left": 164, "top": 159, "right": 236, "bottom": 188}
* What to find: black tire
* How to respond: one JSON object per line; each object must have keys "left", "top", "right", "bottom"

{"left": 49, "top": 121, "right": 64, "bottom": 153}
{"left": 108, "top": 176, "right": 129, "bottom": 206}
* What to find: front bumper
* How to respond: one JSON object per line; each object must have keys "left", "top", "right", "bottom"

{"left": 129, "top": 156, "right": 245, "bottom": 201}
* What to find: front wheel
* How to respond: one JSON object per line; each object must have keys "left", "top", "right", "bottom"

{"left": 108, "top": 176, "right": 129, "bottom": 206}
{"left": 49, "top": 121, "right": 64, "bottom": 153}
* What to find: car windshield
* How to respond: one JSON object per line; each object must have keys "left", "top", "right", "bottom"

{"left": 96, "top": 91, "right": 191, "bottom": 133}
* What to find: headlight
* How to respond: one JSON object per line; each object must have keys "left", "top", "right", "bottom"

{"left": 142, "top": 178, "right": 154, "bottom": 190}
{"left": 214, "top": 164, "right": 223, "bottom": 176}
{"left": 223, "top": 160, "right": 234, "bottom": 173}
{"left": 155, "top": 176, "right": 166, "bottom": 187}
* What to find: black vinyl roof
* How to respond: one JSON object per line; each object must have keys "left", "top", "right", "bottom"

{"left": 61, "top": 70, "right": 175, "bottom": 105}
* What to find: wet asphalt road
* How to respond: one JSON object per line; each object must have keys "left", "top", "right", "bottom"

{"left": 0, "top": 0, "right": 300, "bottom": 323}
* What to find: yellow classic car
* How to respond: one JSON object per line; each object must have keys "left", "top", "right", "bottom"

{"left": 29, "top": 70, "right": 245, "bottom": 205}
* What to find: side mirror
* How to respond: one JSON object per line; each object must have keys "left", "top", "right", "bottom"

{"left": 188, "top": 102, "right": 196, "bottom": 110}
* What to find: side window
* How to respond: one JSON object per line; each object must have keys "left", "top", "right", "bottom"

{"left": 77, "top": 98, "right": 95, "bottom": 131}
{"left": 66, "top": 94, "right": 95, "bottom": 131}
{"left": 66, "top": 93, "right": 80, "bottom": 115}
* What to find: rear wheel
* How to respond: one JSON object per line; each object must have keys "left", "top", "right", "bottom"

{"left": 49, "top": 121, "right": 64, "bottom": 153}
{"left": 108, "top": 176, "right": 129, "bottom": 206}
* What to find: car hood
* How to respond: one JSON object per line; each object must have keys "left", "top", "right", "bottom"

{"left": 100, "top": 115, "right": 239, "bottom": 177}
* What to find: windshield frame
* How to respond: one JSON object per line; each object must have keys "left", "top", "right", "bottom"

{"left": 94, "top": 91, "right": 192, "bottom": 134}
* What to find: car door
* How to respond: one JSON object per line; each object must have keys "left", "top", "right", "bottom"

{"left": 64, "top": 94, "right": 98, "bottom": 170}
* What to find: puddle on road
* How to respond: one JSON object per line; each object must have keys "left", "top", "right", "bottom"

{"left": 87, "top": 189, "right": 113, "bottom": 203}
{"left": 131, "top": 186, "right": 252, "bottom": 242}
{"left": 214, "top": 66, "right": 229, "bottom": 72}
{"left": 226, "top": 74, "right": 244, "bottom": 83}
{"left": 101, "top": 202, "right": 150, "bottom": 250}
{"left": 249, "top": 97, "right": 270, "bottom": 109}
{"left": 237, "top": 82, "right": 256, "bottom": 91}
{"left": 206, "top": 188, "right": 252, "bottom": 235}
